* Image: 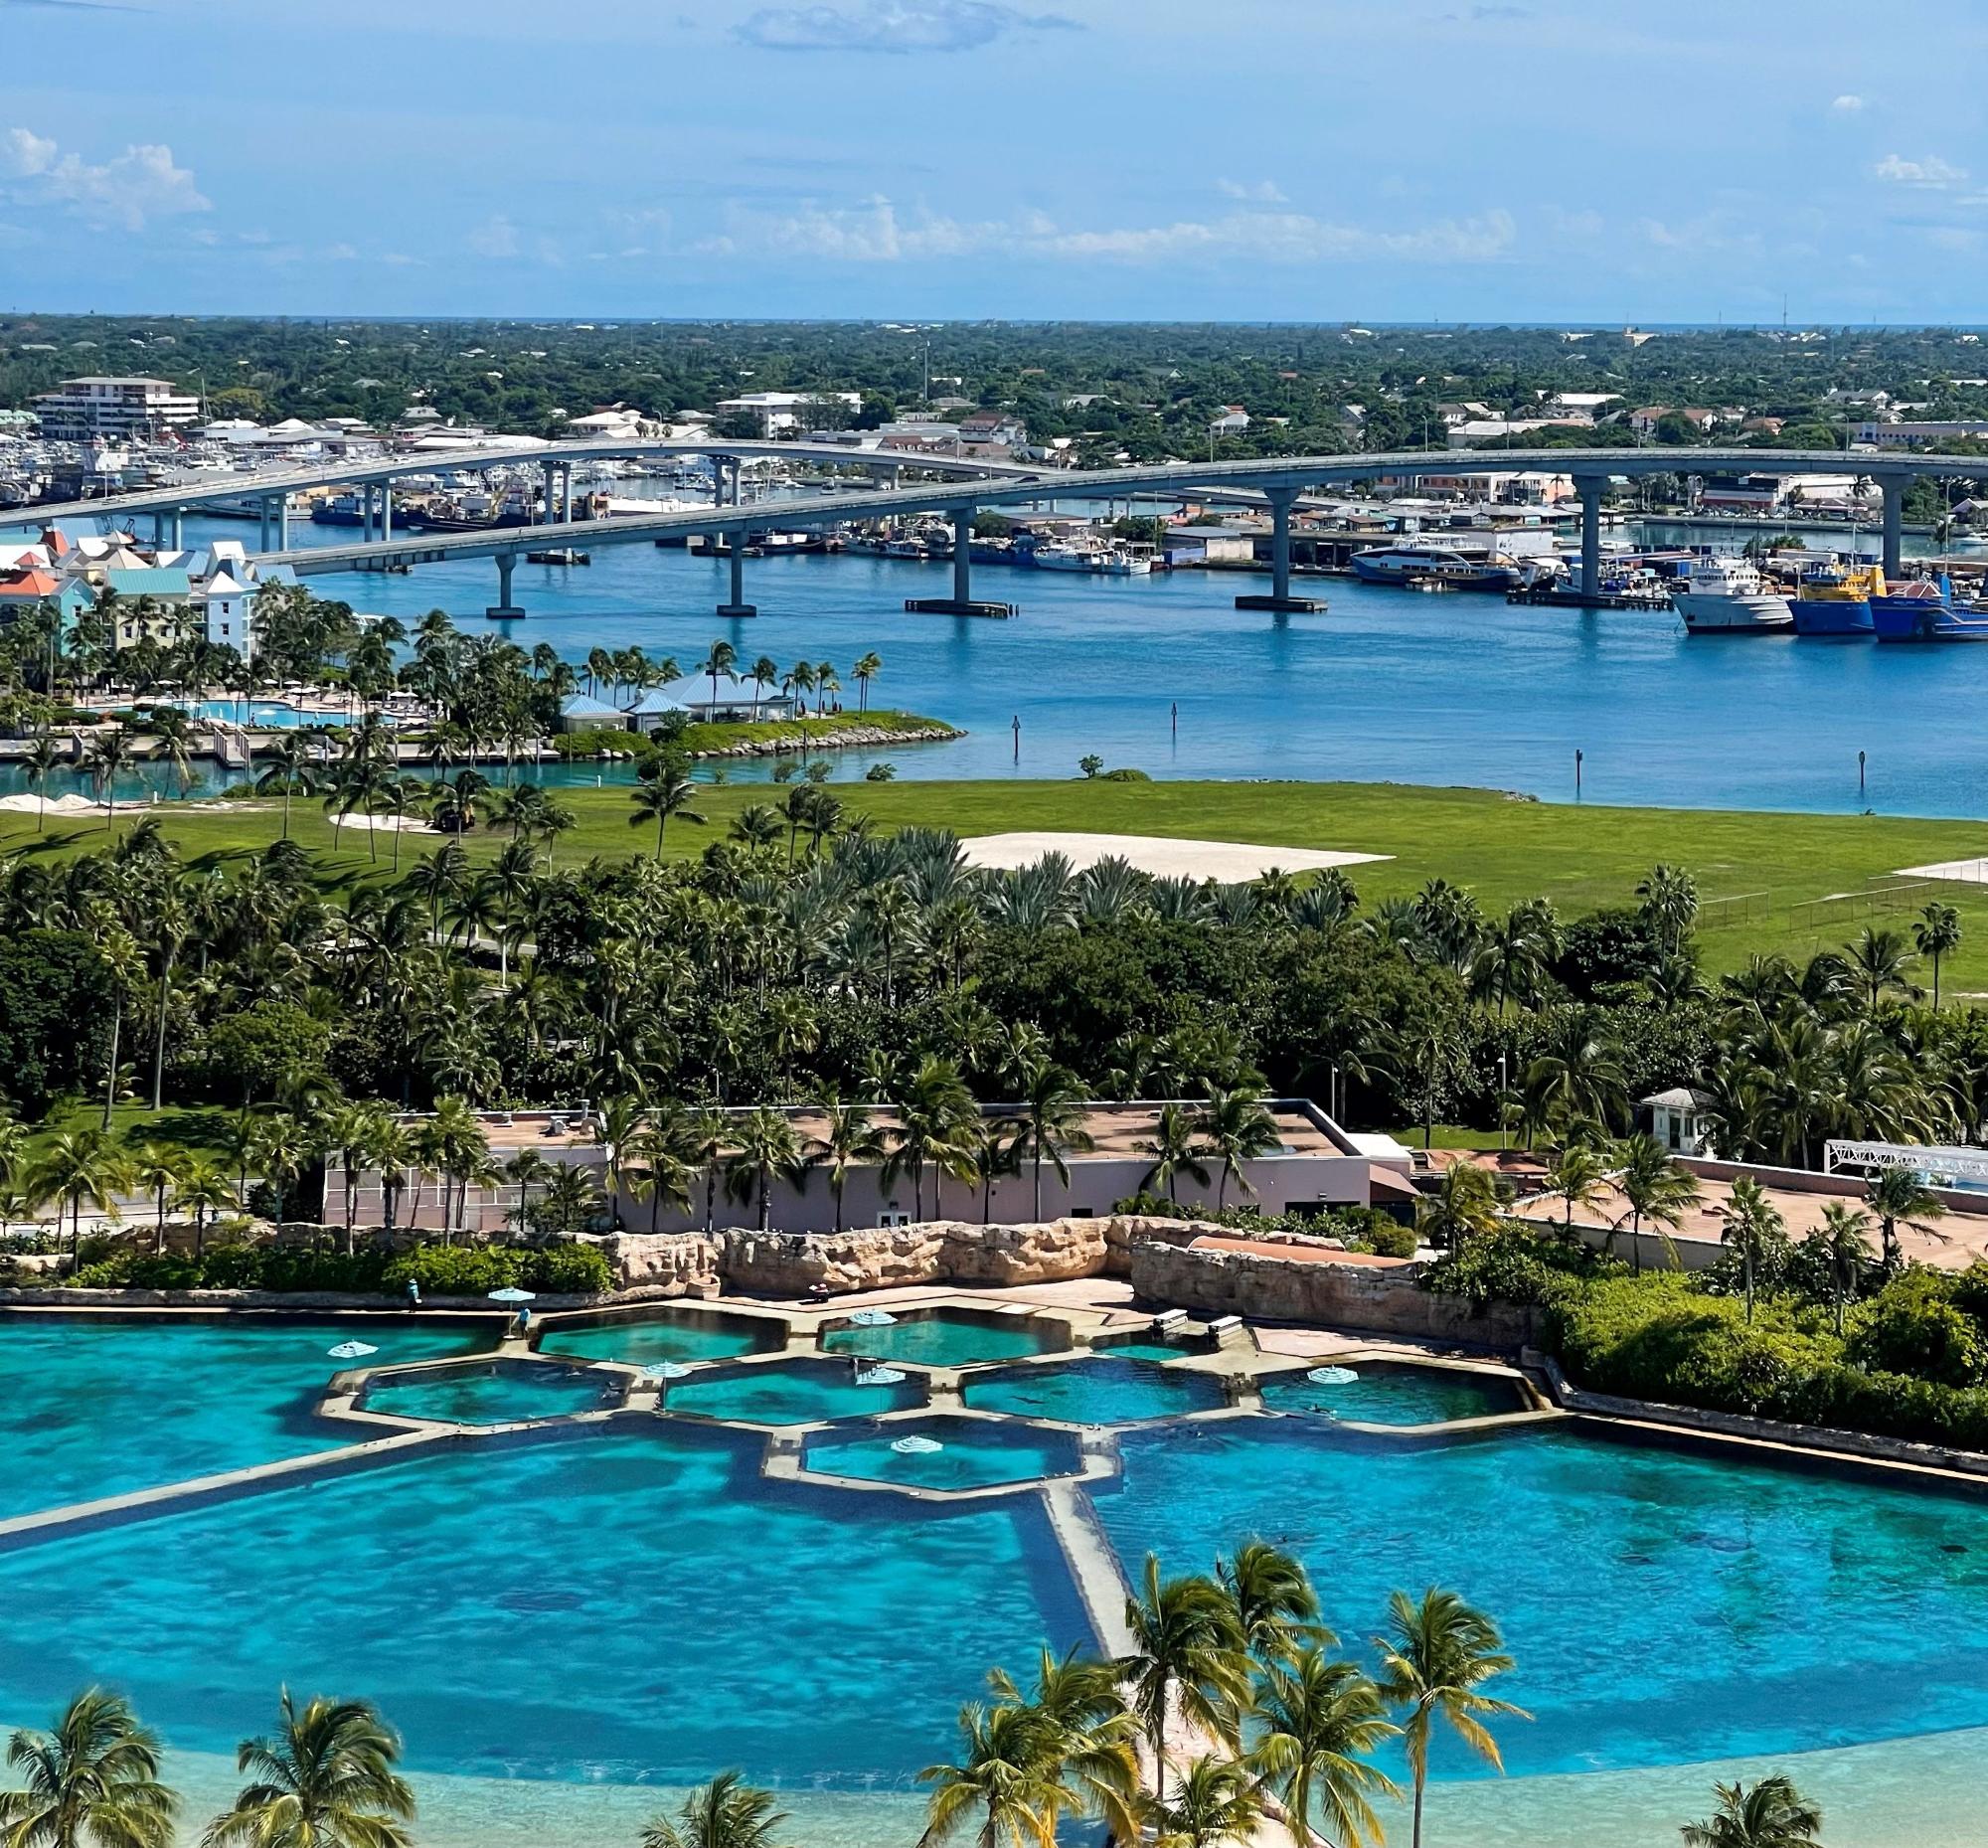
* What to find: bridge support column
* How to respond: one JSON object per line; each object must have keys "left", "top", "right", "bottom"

{"left": 488, "top": 552, "right": 525, "bottom": 619}
{"left": 379, "top": 484, "right": 393, "bottom": 545}
{"left": 361, "top": 485, "right": 375, "bottom": 544}
{"left": 717, "top": 530, "right": 755, "bottom": 618}
{"left": 277, "top": 498, "right": 289, "bottom": 551}
{"left": 1235, "top": 484, "right": 1323, "bottom": 611}
{"left": 152, "top": 511, "right": 164, "bottom": 548}
{"left": 259, "top": 496, "right": 273, "bottom": 554}
{"left": 169, "top": 507, "right": 183, "bottom": 551}
{"left": 1881, "top": 476, "right": 1905, "bottom": 579}
{"left": 545, "top": 460, "right": 559, "bottom": 525}
{"left": 1575, "top": 475, "right": 1605, "bottom": 597}
{"left": 954, "top": 507, "right": 972, "bottom": 604}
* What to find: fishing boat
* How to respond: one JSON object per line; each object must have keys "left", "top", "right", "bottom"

{"left": 1871, "top": 576, "right": 1950, "bottom": 642}
{"left": 1674, "top": 554, "right": 1794, "bottom": 634}
{"left": 1790, "top": 561, "right": 1884, "bottom": 637}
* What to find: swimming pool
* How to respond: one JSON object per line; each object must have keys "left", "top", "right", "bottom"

{"left": 961, "top": 1356, "right": 1228, "bottom": 1425}
{"left": 189, "top": 699, "right": 358, "bottom": 729}
{"left": 663, "top": 1356, "right": 925, "bottom": 1425}
{"left": 803, "top": 1417, "right": 1083, "bottom": 1492}
{"left": 819, "top": 1307, "right": 1070, "bottom": 1369}
{"left": 0, "top": 1312, "right": 489, "bottom": 1519}
{"left": 535, "top": 1305, "right": 784, "bottom": 1370}
{"left": 358, "top": 1359, "right": 615, "bottom": 1426}
{"left": 1256, "top": 1358, "right": 1529, "bottom": 1426}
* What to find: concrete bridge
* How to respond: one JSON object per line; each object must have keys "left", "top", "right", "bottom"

{"left": 237, "top": 447, "right": 1978, "bottom": 618}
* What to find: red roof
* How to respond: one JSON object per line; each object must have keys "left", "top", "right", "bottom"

{"left": 0, "top": 569, "right": 60, "bottom": 597}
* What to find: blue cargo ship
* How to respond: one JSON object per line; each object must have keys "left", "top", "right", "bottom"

{"left": 1790, "top": 561, "right": 1884, "bottom": 636}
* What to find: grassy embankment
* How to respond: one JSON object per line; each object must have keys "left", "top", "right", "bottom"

{"left": 8, "top": 777, "right": 1988, "bottom": 986}
{"left": 553, "top": 709, "right": 954, "bottom": 759}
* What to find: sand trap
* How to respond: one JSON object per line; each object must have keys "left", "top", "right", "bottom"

{"left": 960, "top": 831, "right": 1391, "bottom": 881}
{"left": 1895, "top": 858, "right": 1988, "bottom": 885}
{"left": 330, "top": 812, "right": 439, "bottom": 835}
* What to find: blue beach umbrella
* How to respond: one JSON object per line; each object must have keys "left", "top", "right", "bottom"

{"left": 846, "top": 1307, "right": 897, "bottom": 1327}
{"left": 327, "top": 1340, "right": 379, "bottom": 1361}
{"left": 488, "top": 1287, "right": 537, "bottom": 1304}
{"left": 1306, "top": 1365, "right": 1360, "bottom": 1386}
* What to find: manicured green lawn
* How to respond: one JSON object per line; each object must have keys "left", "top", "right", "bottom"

{"left": 9, "top": 778, "right": 1988, "bottom": 988}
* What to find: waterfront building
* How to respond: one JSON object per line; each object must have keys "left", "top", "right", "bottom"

{"left": 325, "top": 1099, "right": 1415, "bottom": 1235}
{"left": 33, "top": 376, "right": 201, "bottom": 441}
{"left": 715, "top": 391, "right": 862, "bottom": 435}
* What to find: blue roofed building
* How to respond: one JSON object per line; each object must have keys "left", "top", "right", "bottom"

{"left": 558, "top": 672, "right": 800, "bottom": 736}
{"left": 102, "top": 566, "right": 193, "bottom": 648}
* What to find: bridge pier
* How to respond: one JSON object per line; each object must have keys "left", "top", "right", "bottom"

{"left": 717, "top": 532, "right": 755, "bottom": 618}
{"left": 170, "top": 507, "right": 183, "bottom": 551}
{"left": 277, "top": 498, "right": 289, "bottom": 552}
{"left": 1881, "top": 477, "right": 1905, "bottom": 578}
{"left": 1236, "top": 484, "right": 1325, "bottom": 611}
{"left": 1576, "top": 474, "right": 1605, "bottom": 595}
{"left": 379, "top": 484, "right": 393, "bottom": 545}
{"left": 361, "top": 485, "right": 375, "bottom": 545}
{"left": 488, "top": 552, "right": 525, "bottom": 618}
{"left": 259, "top": 496, "right": 272, "bottom": 554}
{"left": 544, "top": 461, "right": 559, "bottom": 525}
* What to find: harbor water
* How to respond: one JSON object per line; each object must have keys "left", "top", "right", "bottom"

{"left": 14, "top": 511, "right": 1987, "bottom": 816}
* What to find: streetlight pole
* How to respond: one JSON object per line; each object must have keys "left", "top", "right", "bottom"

{"left": 1499, "top": 1053, "right": 1509, "bottom": 1152}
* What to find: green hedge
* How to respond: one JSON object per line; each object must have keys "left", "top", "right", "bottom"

{"left": 60, "top": 1240, "right": 611, "bottom": 1298}
{"left": 1545, "top": 1271, "right": 1988, "bottom": 1451}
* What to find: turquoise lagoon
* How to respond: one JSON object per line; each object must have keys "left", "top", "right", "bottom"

{"left": 536, "top": 1307, "right": 781, "bottom": 1369}
{"left": 1256, "top": 1357, "right": 1527, "bottom": 1426}
{"left": 961, "top": 1357, "right": 1227, "bottom": 1425}
{"left": 358, "top": 1359, "right": 614, "bottom": 1426}
{"left": 820, "top": 1308, "right": 1065, "bottom": 1369}
{"left": 0, "top": 1313, "right": 488, "bottom": 1519}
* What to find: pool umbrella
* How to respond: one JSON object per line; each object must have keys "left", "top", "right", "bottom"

{"left": 846, "top": 1308, "right": 897, "bottom": 1327}
{"left": 647, "top": 1361, "right": 694, "bottom": 1382}
{"left": 892, "top": 1434, "right": 943, "bottom": 1454}
{"left": 326, "top": 1340, "right": 379, "bottom": 1361}
{"left": 856, "top": 1365, "right": 908, "bottom": 1386}
{"left": 489, "top": 1287, "right": 537, "bottom": 1304}
{"left": 1306, "top": 1365, "right": 1360, "bottom": 1385}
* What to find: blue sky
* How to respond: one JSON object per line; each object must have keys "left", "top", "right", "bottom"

{"left": 4, "top": 0, "right": 1988, "bottom": 321}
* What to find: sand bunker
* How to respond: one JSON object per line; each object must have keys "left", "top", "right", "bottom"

{"left": 960, "top": 831, "right": 1391, "bottom": 881}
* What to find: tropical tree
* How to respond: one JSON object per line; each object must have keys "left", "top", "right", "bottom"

{"left": 130, "top": 1140, "right": 186, "bottom": 1253}
{"left": 1141, "top": 1757, "right": 1260, "bottom": 1848}
{"left": 1415, "top": 1159, "right": 1508, "bottom": 1254}
{"left": 1117, "top": 1557, "right": 1249, "bottom": 1803}
{"left": 984, "top": 1649, "right": 1138, "bottom": 1845}
{"left": 174, "top": 1155, "right": 236, "bottom": 1259}
{"left": 1244, "top": 1646, "right": 1401, "bottom": 1848}
{"left": 1540, "top": 1141, "right": 1611, "bottom": 1243}
{"left": 1679, "top": 1773, "right": 1823, "bottom": 1848}
{"left": 23, "top": 731, "right": 62, "bottom": 833}
{"left": 0, "top": 1688, "right": 178, "bottom": 1848}
{"left": 1805, "top": 1201, "right": 1876, "bottom": 1335}
{"left": 629, "top": 765, "right": 707, "bottom": 858}
{"left": 703, "top": 639, "right": 738, "bottom": 709}
{"left": 1636, "top": 863, "right": 1700, "bottom": 958}
{"left": 1610, "top": 1132, "right": 1700, "bottom": 1272}
{"left": 1139, "top": 1102, "right": 1211, "bottom": 1207}
{"left": 1719, "top": 1173, "right": 1785, "bottom": 1322}
{"left": 1847, "top": 925, "right": 1917, "bottom": 1012}
{"left": 851, "top": 650, "right": 882, "bottom": 712}
{"left": 203, "top": 1692, "right": 414, "bottom": 1848}
{"left": 1865, "top": 1162, "right": 1945, "bottom": 1271}
{"left": 1217, "top": 1540, "right": 1322, "bottom": 1664}
{"left": 26, "top": 1127, "right": 130, "bottom": 1260}
{"left": 1011, "top": 1058, "right": 1094, "bottom": 1221}
{"left": 1911, "top": 901, "right": 1962, "bottom": 1009}
{"left": 640, "top": 1772, "right": 790, "bottom": 1848}
{"left": 725, "top": 1105, "right": 803, "bottom": 1233}
{"left": 254, "top": 734, "right": 321, "bottom": 841}
{"left": 916, "top": 1700, "right": 1068, "bottom": 1848}
{"left": 1375, "top": 1588, "right": 1529, "bottom": 1848}
{"left": 1197, "top": 1085, "right": 1280, "bottom": 1211}
{"left": 805, "top": 1092, "right": 887, "bottom": 1236}
{"left": 884, "top": 1056, "right": 976, "bottom": 1222}
{"left": 83, "top": 726, "right": 134, "bottom": 829}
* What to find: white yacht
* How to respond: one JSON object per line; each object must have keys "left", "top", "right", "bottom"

{"left": 1673, "top": 554, "right": 1794, "bottom": 634}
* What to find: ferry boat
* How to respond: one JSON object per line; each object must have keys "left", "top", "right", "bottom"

{"left": 1350, "top": 544, "right": 1522, "bottom": 591}
{"left": 1673, "top": 555, "right": 1794, "bottom": 634}
{"left": 1790, "top": 561, "right": 1885, "bottom": 637}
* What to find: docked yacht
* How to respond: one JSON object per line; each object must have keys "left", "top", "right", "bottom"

{"left": 1350, "top": 544, "right": 1522, "bottom": 591}
{"left": 1673, "top": 555, "right": 1794, "bottom": 634}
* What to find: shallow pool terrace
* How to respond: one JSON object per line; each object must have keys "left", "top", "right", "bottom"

{"left": 5, "top": 1298, "right": 1988, "bottom": 1848}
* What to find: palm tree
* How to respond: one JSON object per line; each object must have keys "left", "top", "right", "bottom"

{"left": 1807, "top": 1201, "right": 1875, "bottom": 1336}
{"left": 83, "top": 725, "right": 134, "bottom": 829}
{"left": 1217, "top": 1540, "right": 1322, "bottom": 1663}
{"left": 885, "top": 1056, "right": 976, "bottom": 1222}
{"left": 255, "top": 734, "right": 321, "bottom": 841}
{"left": 1375, "top": 1588, "right": 1529, "bottom": 1848}
{"left": 629, "top": 766, "right": 707, "bottom": 857}
{"left": 1913, "top": 901, "right": 1963, "bottom": 1008}
{"left": 204, "top": 1691, "right": 414, "bottom": 1848}
{"left": 0, "top": 1688, "right": 178, "bottom": 1848}
{"left": 325, "top": 1101, "right": 390, "bottom": 1256}
{"left": 703, "top": 639, "right": 738, "bottom": 710}
{"left": 27, "top": 1127, "right": 130, "bottom": 1260}
{"left": 1012, "top": 1059, "right": 1094, "bottom": 1221}
{"left": 1117, "top": 1557, "right": 1249, "bottom": 1803}
{"left": 1540, "top": 1141, "right": 1611, "bottom": 1243}
{"left": 1848, "top": 924, "right": 1917, "bottom": 1012}
{"left": 916, "top": 1701, "right": 1067, "bottom": 1848}
{"left": 1610, "top": 1132, "right": 1700, "bottom": 1272}
{"left": 1719, "top": 1173, "right": 1785, "bottom": 1322}
{"left": 1866, "top": 1162, "right": 1945, "bottom": 1271}
{"left": 1139, "top": 1102, "right": 1211, "bottom": 1207}
{"left": 726, "top": 1105, "right": 803, "bottom": 1233}
{"left": 23, "top": 731, "right": 61, "bottom": 833}
{"left": 852, "top": 650, "right": 882, "bottom": 713}
{"left": 174, "top": 1154, "right": 235, "bottom": 1259}
{"left": 1635, "top": 863, "right": 1699, "bottom": 958}
{"left": 95, "top": 925, "right": 142, "bottom": 1128}
{"left": 130, "top": 1140, "right": 185, "bottom": 1253}
{"left": 1415, "top": 1159, "right": 1508, "bottom": 1255}
{"left": 640, "top": 1772, "right": 790, "bottom": 1848}
{"left": 984, "top": 1648, "right": 1138, "bottom": 1844}
{"left": 1244, "top": 1646, "right": 1401, "bottom": 1848}
{"left": 1142, "top": 1756, "right": 1260, "bottom": 1848}
{"left": 1197, "top": 1085, "right": 1281, "bottom": 1211}
{"left": 1680, "top": 1774, "right": 1823, "bottom": 1848}
{"left": 806, "top": 1092, "right": 886, "bottom": 1235}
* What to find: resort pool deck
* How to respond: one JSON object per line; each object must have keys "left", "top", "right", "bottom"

{"left": 357, "top": 1359, "right": 615, "bottom": 1427}
{"left": 663, "top": 1356, "right": 925, "bottom": 1425}
{"left": 801, "top": 1417, "right": 1084, "bottom": 1493}
{"left": 1256, "top": 1357, "right": 1529, "bottom": 1426}
{"left": 819, "top": 1306, "right": 1070, "bottom": 1369}
{"left": 0, "top": 1312, "right": 489, "bottom": 1519}
{"left": 534, "top": 1305, "right": 784, "bottom": 1370}
{"left": 961, "top": 1356, "right": 1228, "bottom": 1425}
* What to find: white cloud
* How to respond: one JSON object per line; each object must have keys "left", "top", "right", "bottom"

{"left": 465, "top": 214, "right": 521, "bottom": 257}
{"left": 1, "top": 127, "right": 55, "bottom": 177}
{"left": 702, "top": 196, "right": 1516, "bottom": 266}
{"left": 1217, "top": 178, "right": 1287, "bottom": 204}
{"left": 0, "top": 127, "right": 205, "bottom": 228}
{"left": 1831, "top": 93, "right": 1866, "bottom": 113}
{"left": 735, "top": 0, "right": 1077, "bottom": 52}
{"left": 1875, "top": 153, "right": 1966, "bottom": 189}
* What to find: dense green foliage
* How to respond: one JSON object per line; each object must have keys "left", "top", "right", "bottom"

{"left": 57, "top": 1238, "right": 611, "bottom": 1296}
